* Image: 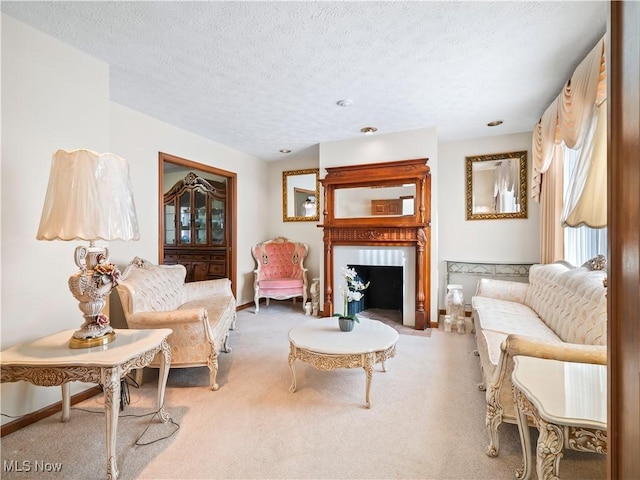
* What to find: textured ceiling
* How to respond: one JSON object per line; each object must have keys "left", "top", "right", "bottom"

{"left": 2, "top": 1, "right": 607, "bottom": 162}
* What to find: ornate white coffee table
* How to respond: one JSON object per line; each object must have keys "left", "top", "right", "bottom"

{"left": 288, "top": 317, "right": 398, "bottom": 408}
{"left": 512, "top": 355, "right": 607, "bottom": 480}
{"left": 0, "top": 328, "right": 172, "bottom": 480}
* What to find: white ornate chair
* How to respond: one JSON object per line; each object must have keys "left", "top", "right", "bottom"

{"left": 251, "top": 237, "right": 309, "bottom": 313}
{"left": 115, "top": 257, "right": 236, "bottom": 390}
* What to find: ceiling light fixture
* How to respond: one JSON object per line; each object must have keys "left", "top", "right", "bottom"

{"left": 360, "top": 126, "right": 378, "bottom": 134}
{"left": 279, "top": 149, "right": 292, "bottom": 154}
{"left": 487, "top": 120, "right": 504, "bottom": 127}
{"left": 336, "top": 99, "right": 352, "bottom": 107}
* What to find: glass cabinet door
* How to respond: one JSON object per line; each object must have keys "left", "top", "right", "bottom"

{"left": 194, "top": 190, "right": 207, "bottom": 245}
{"left": 162, "top": 170, "right": 230, "bottom": 284}
{"left": 211, "top": 197, "right": 225, "bottom": 245}
{"left": 164, "top": 203, "right": 176, "bottom": 245}
{"left": 179, "top": 192, "right": 191, "bottom": 244}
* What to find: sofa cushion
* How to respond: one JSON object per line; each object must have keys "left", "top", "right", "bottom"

{"left": 474, "top": 297, "right": 562, "bottom": 368}
{"left": 473, "top": 297, "right": 561, "bottom": 339}
{"left": 472, "top": 296, "right": 536, "bottom": 323}
{"left": 259, "top": 278, "right": 303, "bottom": 289}
{"left": 180, "top": 294, "right": 235, "bottom": 340}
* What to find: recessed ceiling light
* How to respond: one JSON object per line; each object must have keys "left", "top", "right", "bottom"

{"left": 336, "top": 99, "right": 352, "bottom": 107}
{"left": 487, "top": 120, "right": 504, "bottom": 127}
{"left": 360, "top": 126, "right": 378, "bottom": 134}
{"left": 279, "top": 149, "right": 291, "bottom": 154}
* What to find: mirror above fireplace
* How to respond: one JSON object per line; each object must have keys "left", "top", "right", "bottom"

{"left": 334, "top": 184, "right": 415, "bottom": 218}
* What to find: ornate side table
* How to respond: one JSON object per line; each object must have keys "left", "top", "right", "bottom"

{"left": 288, "top": 318, "right": 398, "bottom": 408}
{"left": 1, "top": 328, "right": 172, "bottom": 480}
{"left": 511, "top": 356, "right": 607, "bottom": 480}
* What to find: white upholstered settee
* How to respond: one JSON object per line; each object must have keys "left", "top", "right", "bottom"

{"left": 472, "top": 258, "right": 607, "bottom": 457}
{"left": 115, "top": 257, "right": 237, "bottom": 391}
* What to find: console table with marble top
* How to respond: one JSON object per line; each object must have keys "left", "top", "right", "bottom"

{"left": 511, "top": 355, "right": 607, "bottom": 480}
{"left": 0, "top": 328, "right": 173, "bottom": 480}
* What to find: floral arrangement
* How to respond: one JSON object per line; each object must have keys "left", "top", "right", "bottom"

{"left": 335, "top": 265, "right": 370, "bottom": 323}
{"left": 71, "top": 262, "right": 122, "bottom": 329}
{"left": 94, "top": 262, "right": 121, "bottom": 286}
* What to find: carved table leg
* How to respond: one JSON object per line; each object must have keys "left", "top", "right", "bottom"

{"left": 61, "top": 382, "right": 71, "bottom": 422}
{"left": 536, "top": 419, "right": 564, "bottom": 480}
{"left": 363, "top": 353, "right": 374, "bottom": 409}
{"left": 288, "top": 343, "right": 297, "bottom": 393}
{"left": 485, "top": 387, "right": 503, "bottom": 457}
{"left": 513, "top": 387, "right": 533, "bottom": 480}
{"left": 102, "top": 367, "right": 121, "bottom": 480}
{"left": 157, "top": 339, "right": 171, "bottom": 422}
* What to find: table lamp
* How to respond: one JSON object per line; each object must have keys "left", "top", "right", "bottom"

{"left": 36, "top": 149, "right": 140, "bottom": 348}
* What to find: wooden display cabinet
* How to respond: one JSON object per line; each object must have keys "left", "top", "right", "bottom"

{"left": 163, "top": 172, "right": 228, "bottom": 282}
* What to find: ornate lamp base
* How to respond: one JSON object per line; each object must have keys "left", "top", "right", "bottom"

{"left": 69, "top": 331, "right": 116, "bottom": 349}
{"left": 66, "top": 243, "right": 121, "bottom": 349}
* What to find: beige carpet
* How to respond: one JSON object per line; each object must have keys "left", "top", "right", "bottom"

{"left": 356, "top": 308, "right": 431, "bottom": 337}
{"left": 1, "top": 302, "right": 606, "bottom": 479}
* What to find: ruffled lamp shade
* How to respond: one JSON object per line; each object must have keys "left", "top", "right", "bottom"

{"left": 37, "top": 149, "right": 139, "bottom": 242}
{"left": 37, "top": 149, "right": 139, "bottom": 348}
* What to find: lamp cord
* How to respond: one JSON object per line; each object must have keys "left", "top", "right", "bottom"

{"left": 2, "top": 374, "right": 180, "bottom": 446}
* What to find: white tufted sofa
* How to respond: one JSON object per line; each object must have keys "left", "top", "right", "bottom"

{"left": 115, "top": 257, "right": 237, "bottom": 391}
{"left": 471, "top": 258, "right": 607, "bottom": 457}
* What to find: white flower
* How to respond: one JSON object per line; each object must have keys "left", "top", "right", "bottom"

{"left": 348, "top": 290, "right": 364, "bottom": 302}
{"left": 337, "top": 265, "right": 370, "bottom": 321}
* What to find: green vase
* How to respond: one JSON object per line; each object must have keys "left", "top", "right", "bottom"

{"left": 338, "top": 317, "right": 355, "bottom": 332}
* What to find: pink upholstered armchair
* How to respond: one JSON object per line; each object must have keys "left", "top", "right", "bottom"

{"left": 252, "top": 237, "right": 309, "bottom": 313}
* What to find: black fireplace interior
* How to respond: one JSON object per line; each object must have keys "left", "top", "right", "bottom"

{"left": 347, "top": 265, "right": 403, "bottom": 316}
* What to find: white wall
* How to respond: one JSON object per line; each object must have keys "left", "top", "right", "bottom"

{"left": 1, "top": 14, "right": 269, "bottom": 423}
{"left": 266, "top": 153, "right": 322, "bottom": 287}
{"left": 108, "top": 103, "right": 267, "bottom": 306}
{"left": 437, "top": 132, "right": 540, "bottom": 308}
{"left": 1, "top": 14, "right": 111, "bottom": 422}
{"left": 318, "top": 128, "right": 440, "bottom": 325}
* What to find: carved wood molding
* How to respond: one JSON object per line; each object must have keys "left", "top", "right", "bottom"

{"left": 320, "top": 159, "right": 431, "bottom": 330}
{"left": 323, "top": 226, "right": 425, "bottom": 243}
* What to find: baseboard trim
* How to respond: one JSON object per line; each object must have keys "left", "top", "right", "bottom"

{"left": 236, "top": 302, "right": 254, "bottom": 311}
{"left": 1, "top": 385, "right": 102, "bottom": 437}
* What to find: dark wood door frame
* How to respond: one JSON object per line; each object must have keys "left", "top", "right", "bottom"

{"left": 607, "top": 2, "right": 640, "bottom": 477}
{"left": 158, "top": 152, "right": 237, "bottom": 299}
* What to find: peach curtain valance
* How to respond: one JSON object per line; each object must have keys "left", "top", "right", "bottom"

{"left": 531, "top": 37, "right": 606, "bottom": 202}
{"left": 531, "top": 99, "right": 559, "bottom": 200}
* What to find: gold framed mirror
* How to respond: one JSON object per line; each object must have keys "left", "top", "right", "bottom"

{"left": 283, "top": 168, "right": 320, "bottom": 222}
{"left": 466, "top": 150, "right": 527, "bottom": 220}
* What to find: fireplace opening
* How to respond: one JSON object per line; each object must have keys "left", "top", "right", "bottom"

{"left": 347, "top": 265, "right": 403, "bottom": 319}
